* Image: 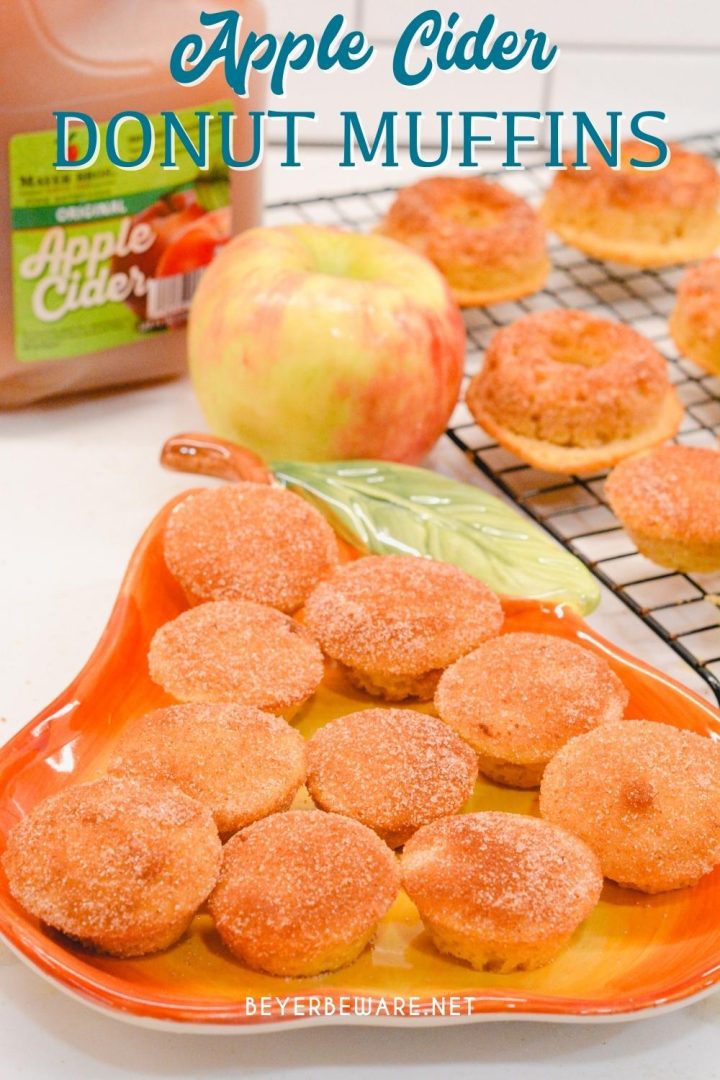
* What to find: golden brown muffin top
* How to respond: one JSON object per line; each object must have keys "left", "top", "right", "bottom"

{"left": 402, "top": 811, "right": 603, "bottom": 939}
{"left": 606, "top": 444, "right": 720, "bottom": 544}
{"left": 148, "top": 600, "right": 324, "bottom": 711}
{"left": 307, "top": 708, "right": 478, "bottom": 844}
{"left": 549, "top": 141, "right": 720, "bottom": 211}
{"left": 435, "top": 632, "right": 628, "bottom": 766}
{"left": 468, "top": 310, "right": 672, "bottom": 447}
{"left": 381, "top": 176, "right": 547, "bottom": 268}
{"left": 164, "top": 482, "right": 339, "bottom": 613}
{"left": 304, "top": 555, "right": 504, "bottom": 677}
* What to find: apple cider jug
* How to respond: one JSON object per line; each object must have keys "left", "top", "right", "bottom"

{"left": 0, "top": 0, "right": 265, "bottom": 406}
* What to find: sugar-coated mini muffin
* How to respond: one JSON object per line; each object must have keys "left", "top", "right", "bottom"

{"left": 542, "top": 140, "right": 720, "bottom": 267}
{"left": 307, "top": 709, "right": 478, "bottom": 847}
{"left": 163, "top": 483, "right": 339, "bottom": 612}
{"left": 304, "top": 555, "right": 504, "bottom": 701}
{"left": 378, "top": 177, "right": 549, "bottom": 307}
{"left": 605, "top": 445, "right": 720, "bottom": 573}
{"left": 540, "top": 720, "right": 720, "bottom": 893}
{"left": 2, "top": 777, "right": 221, "bottom": 957}
{"left": 435, "top": 633, "right": 629, "bottom": 788}
{"left": 108, "top": 704, "right": 307, "bottom": 838}
{"left": 466, "top": 310, "right": 683, "bottom": 474}
{"left": 402, "top": 812, "right": 602, "bottom": 972}
{"left": 148, "top": 600, "right": 324, "bottom": 713}
{"left": 670, "top": 257, "right": 720, "bottom": 376}
{"left": 209, "top": 810, "right": 400, "bottom": 976}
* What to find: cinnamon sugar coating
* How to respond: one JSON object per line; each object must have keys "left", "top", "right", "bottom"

{"left": 148, "top": 600, "right": 324, "bottom": 712}
{"left": 402, "top": 812, "right": 602, "bottom": 972}
{"left": 209, "top": 810, "right": 400, "bottom": 976}
{"left": 2, "top": 777, "right": 221, "bottom": 957}
{"left": 468, "top": 310, "right": 673, "bottom": 449}
{"left": 542, "top": 141, "right": 720, "bottom": 267}
{"left": 540, "top": 720, "right": 720, "bottom": 893}
{"left": 304, "top": 555, "right": 504, "bottom": 701}
{"left": 670, "top": 257, "right": 720, "bottom": 375}
{"left": 435, "top": 633, "right": 628, "bottom": 788}
{"left": 379, "top": 177, "right": 549, "bottom": 306}
{"left": 163, "top": 483, "right": 339, "bottom": 613}
{"left": 307, "top": 709, "right": 478, "bottom": 847}
{"left": 108, "top": 704, "right": 307, "bottom": 838}
{"left": 605, "top": 445, "right": 720, "bottom": 572}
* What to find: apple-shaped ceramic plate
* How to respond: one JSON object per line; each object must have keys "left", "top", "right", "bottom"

{"left": 1, "top": 437, "right": 719, "bottom": 1031}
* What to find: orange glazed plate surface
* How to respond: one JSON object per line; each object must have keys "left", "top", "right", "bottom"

{"left": 1, "top": 494, "right": 720, "bottom": 1031}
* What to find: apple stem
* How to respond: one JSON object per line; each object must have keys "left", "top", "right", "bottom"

{"left": 160, "top": 433, "right": 272, "bottom": 485}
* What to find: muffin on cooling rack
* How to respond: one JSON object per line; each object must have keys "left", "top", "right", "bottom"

{"left": 466, "top": 310, "right": 683, "bottom": 474}
{"left": 605, "top": 444, "right": 720, "bottom": 573}
{"left": 542, "top": 140, "right": 720, "bottom": 267}
{"left": 670, "top": 257, "right": 720, "bottom": 376}
{"left": 378, "top": 177, "right": 549, "bottom": 306}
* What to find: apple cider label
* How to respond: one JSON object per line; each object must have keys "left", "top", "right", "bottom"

{"left": 8, "top": 101, "right": 233, "bottom": 363}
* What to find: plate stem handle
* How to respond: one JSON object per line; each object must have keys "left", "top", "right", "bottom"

{"left": 160, "top": 433, "right": 272, "bottom": 485}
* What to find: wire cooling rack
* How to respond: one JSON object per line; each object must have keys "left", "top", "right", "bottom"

{"left": 264, "top": 133, "right": 720, "bottom": 704}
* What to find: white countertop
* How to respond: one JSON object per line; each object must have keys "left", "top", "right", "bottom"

{"left": 1, "top": 146, "right": 719, "bottom": 1079}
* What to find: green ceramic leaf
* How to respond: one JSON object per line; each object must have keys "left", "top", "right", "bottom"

{"left": 271, "top": 460, "right": 600, "bottom": 615}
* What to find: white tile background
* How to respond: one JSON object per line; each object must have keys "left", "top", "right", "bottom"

{"left": 265, "top": 0, "right": 720, "bottom": 143}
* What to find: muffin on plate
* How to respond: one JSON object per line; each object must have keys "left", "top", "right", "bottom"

{"left": 2, "top": 777, "right": 221, "bottom": 957}
{"left": 209, "top": 810, "right": 400, "bottom": 976}
{"left": 540, "top": 720, "right": 720, "bottom": 893}
{"left": 435, "top": 633, "right": 628, "bottom": 787}
{"left": 307, "top": 708, "right": 478, "bottom": 846}
{"left": 402, "top": 812, "right": 603, "bottom": 972}
{"left": 148, "top": 600, "right": 324, "bottom": 714}
{"left": 304, "top": 555, "right": 504, "bottom": 701}
{"left": 108, "top": 703, "right": 307, "bottom": 838}
{"left": 163, "top": 482, "right": 339, "bottom": 613}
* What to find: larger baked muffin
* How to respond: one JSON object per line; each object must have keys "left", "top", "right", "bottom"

{"left": 466, "top": 310, "right": 683, "bottom": 474}
{"left": 542, "top": 140, "right": 720, "bottom": 267}
{"left": 670, "top": 257, "right": 720, "bottom": 376}
{"left": 379, "top": 177, "right": 549, "bottom": 306}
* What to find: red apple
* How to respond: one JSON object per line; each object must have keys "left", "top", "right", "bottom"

{"left": 110, "top": 194, "right": 230, "bottom": 320}
{"left": 188, "top": 225, "right": 466, "bottom": 463}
